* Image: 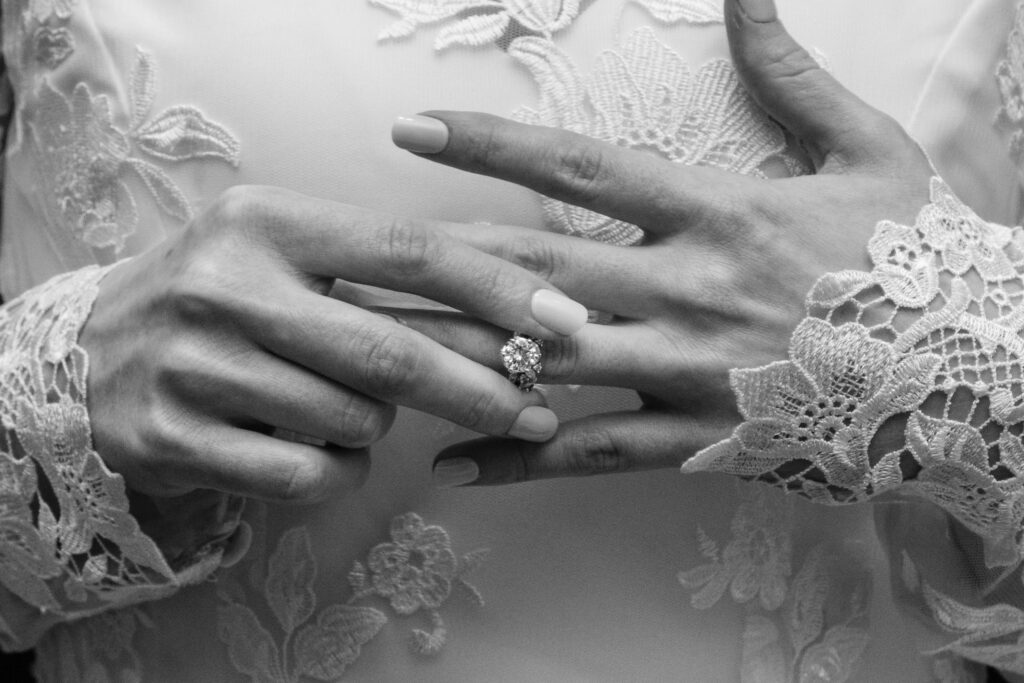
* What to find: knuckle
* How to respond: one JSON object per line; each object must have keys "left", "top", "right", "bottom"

{"left": 355, "top": 327, "right": 421, "bottom": 399}
{"left": 154, "top": 337, "right": 216, "bottom": 398}
{"left": 563, "top": 430, "right": 631, "bottom": 476}
{"left": 167, "top": 253, "right": 239, "bottom": 321}
{"left": 547, "top": 142, "right": 609, "bottom": 204}
{"left": 209, "top": 185, "right": 267, "bottom": 229}
{"left": 380, "top": 217, "right": 440, "bottom": 279}
{"left": 505, "top": 234, "right": 564, "bottom": 282}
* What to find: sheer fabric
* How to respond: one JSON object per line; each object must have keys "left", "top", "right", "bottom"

{"left": 0, "top": 0, "right": 1019, "bottom": 680}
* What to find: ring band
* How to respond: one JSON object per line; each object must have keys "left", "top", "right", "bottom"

{"left": 501, "top": 333, "right": 543, "bottom": 392}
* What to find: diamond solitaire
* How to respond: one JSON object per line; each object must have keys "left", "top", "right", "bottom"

{"left": 501, "top": 333, "right": 543, "bottom": 391}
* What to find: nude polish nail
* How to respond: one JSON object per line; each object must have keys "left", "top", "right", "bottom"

{"left": 507, "top": 406, "right": 558, "bottom": 441}
{"left": 392, "top": 115, "right": 449, "bottom": 154}
{"left": 532, "top": 290, "right": 588, "bottom": 336}
{"left": 432, "top": 457, "right": 479, "bottom": 487}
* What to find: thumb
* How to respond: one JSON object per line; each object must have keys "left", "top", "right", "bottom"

{"left": 725, "top": 0, "right": 902, "bottom": 170}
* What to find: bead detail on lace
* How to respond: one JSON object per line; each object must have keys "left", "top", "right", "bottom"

{"left": 684, "top": 177, "right": 1024, "bottom": 565}
{"left": 997, "top": 3, "right": 1024, "bottom": 173}
{"left": 511, "top": 28, "right": 809, "bottom": 245}
{"left": 217, "top": 512, "right": 487, "bottom": 681}
{"left": 679, "top": 485, "right": 871, "bottom": 683}
{"left": 28, "top": 48, "right": 239, "bottom": 253}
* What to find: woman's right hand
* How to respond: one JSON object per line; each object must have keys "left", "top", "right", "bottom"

{"left": 80, "top": 185, "right": 587, "bottom": 503}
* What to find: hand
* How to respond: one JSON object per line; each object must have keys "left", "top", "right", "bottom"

{"left": 82, "top": 185, "right": 588, "bottom": 502}
{"left": 399, "top": 0, "right": 935, "bottom": 484}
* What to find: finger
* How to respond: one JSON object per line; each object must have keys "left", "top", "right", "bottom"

{"left": 255, "top": 292, "right": 560, "bottom": 442}
{"left": 181, "top": 427, "right": 371, "bottom": 504}
{"left": 388, "top": 308, "right": 745, "bottom": 414}
{"left": 225, "top": 186, "right": 587, "bottom": 339}
{"left": 378, "top": 308, "right": 656, "bottom": 387}
{"left": 724, "top": 0, "right": 908, "bottom": 168}
{"left": 392, "top": 111, "right": 757, "bottom": 231}
{"left": 431, "top": 411, "right": 736, "bottom": 485}
{"left": 200, "top": 351, "right": 396, "bottom": 449}
{"left": 433, "top": 222, "right": 660, "bottom": 315}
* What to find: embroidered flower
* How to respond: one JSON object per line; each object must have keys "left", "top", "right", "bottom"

{"left": 367, "top": 512, "right": 459, "bottom": 615}
{"left": 679, "top": 486, "right": 792, "bottom": 611}
{"left": 29, "top": 48, "right": 239, "bottom": 253}
{"left": 866, "top": 220, "right": 939, "bottom": 307}
{"left": 370, "top": 0, "right": 579, "bottom": 51}
{"left": 683, "top": 319, "right": 941, "bottom": 501}
{"left": 917, "top": 181, "right": 1015, "bottom": 281}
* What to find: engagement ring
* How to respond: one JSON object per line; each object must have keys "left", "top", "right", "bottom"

{"left": 501, "top": 333, "right": 543, "bottom": 392}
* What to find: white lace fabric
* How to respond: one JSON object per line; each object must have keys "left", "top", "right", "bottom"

{"left": 0, "top": 264, "right": 238, "bottom": 650}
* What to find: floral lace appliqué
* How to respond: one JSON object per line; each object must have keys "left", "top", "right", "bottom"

{"left": 217, "top": 512, "right": 487, "bottom": 681}
{"left": 683, "top": 178, "right": 1024, "bottom": 567}
{"left": 679, "top": 485, "right": 871, "bottom": 683}
{"left": 511, "top": 27, "right": 807, "bottom": 245}
{"left": 29, "top": 48, "right": 239, "bottom": 253}
{"left": 997, "top": 2, "right": 1024, "bottom": 173}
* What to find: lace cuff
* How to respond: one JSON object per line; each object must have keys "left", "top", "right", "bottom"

{"left": 0, "top": 265, "right": 240, "bottom": 650}
{"left": 683, "top": 177, "right": 1024, "bottom": 565}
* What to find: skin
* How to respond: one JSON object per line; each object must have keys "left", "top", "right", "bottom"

{"left": 81, "top": 185, "right": 579, "bottom": 504}
{"left": 408, "top": 0, "right": 936, "bottom": 484}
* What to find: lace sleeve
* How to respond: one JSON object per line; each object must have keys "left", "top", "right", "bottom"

{"left": 680, "top": 176, "right": 1024, "bottom": 673}
{"left": 0, "top": 265, "right": 243, "bottom": 651}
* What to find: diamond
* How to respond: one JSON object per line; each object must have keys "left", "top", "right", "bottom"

{"left": 501, "top": 334, "right": 543, "bottom": 391}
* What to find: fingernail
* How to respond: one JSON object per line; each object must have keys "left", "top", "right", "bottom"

{"left": 531, "top": 290, "right": 588, "bottom": 336}
{"left": 432, "top": 457, "right": 479, "bottom": 487}
{"left": 507, "top": 405, "right": 558, "bottom": 441}
{"left": 737, "top": 0, "right": 777, "bottom": 21}
{"left": 392, "top": 114, "right": 449, "bottom": 154}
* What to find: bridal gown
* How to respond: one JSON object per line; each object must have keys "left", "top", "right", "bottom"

{"left": 1, "top": 0, "right": 1023, "bottom": 680}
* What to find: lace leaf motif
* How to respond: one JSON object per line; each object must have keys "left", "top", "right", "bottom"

{"left": 218, "top": 512, "right": 486, "bottom": 682}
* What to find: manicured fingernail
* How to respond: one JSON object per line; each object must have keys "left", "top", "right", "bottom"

{"left": 532, "top": 290, "right": 588, "bottom": 336}
{"left": 507, "top": 406, "right": 558, "bottom": 441}
{"left": 219, "top": 521, "right": 253, "bottom": 568}
{"left": 392, "top": 115, "right": 449, "bottom": 154}
{"left": 737, "top": 0, "right": 777, "bottom": 21}
{"left": 432, "top": 457, "right": 479, "bottom": 487}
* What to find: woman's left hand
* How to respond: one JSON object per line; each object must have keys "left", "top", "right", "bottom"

{"left": 394, "top": 0, "right": 935, "bottom": 485}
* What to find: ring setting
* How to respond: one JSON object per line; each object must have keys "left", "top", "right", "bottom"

{"left": 501, "top": 333, "right": 543, "bottom": 392}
